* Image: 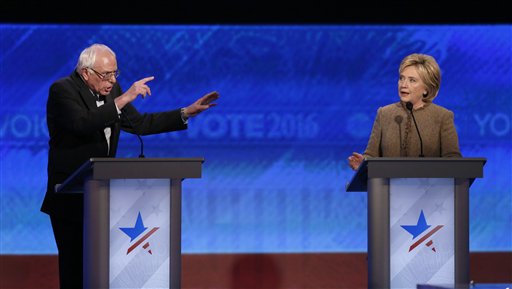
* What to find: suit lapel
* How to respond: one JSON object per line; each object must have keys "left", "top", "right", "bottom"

{"left": 71, "top": 71, "right": 97, "bottom": 110}
{"left": 105, "top": 93, "right": 120, "bottom": 157}
{"left": 80, "top": 87, "right": 98, "bottom": 110}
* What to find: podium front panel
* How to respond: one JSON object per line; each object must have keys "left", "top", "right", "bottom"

{"left": 352, "top": 158, "right": 483, "bottom": 289}
{"left": 66, "top": 158, "right": 200, "bottom": 289}
{"left": 109, "top": 179, "right": 171, "bottom": 289}
{"left": 390, "top": 178, "right": 455, "bottom": 288}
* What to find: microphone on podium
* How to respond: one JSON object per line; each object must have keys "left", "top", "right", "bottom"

{"left": 405, "top": 102, "right": 424, "bottom": 157}
{"left": 121, "top": 108, "right": 145, "bottom": 158}
{"left": 394, "top": 115, "right": 404, "bottom": 155}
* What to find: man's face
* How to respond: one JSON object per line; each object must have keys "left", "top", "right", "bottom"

{"left": 82, "top": 50, "right": 118, "bottom": 96}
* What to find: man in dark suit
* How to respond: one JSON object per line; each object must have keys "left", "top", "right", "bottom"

{"left": 40, "top": 43, "right": 219, "bottom": 289}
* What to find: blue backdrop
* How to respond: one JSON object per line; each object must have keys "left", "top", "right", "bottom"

{"left": 0, "top": 24, "right": 511, "bottom": 254}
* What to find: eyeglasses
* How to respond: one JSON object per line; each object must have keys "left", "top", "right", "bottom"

{"left": 88, "top": 67, "right": 120, "bottom": 80}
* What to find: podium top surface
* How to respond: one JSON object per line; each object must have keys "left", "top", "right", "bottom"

{"left": 56, "top": 157, "right": 204, "bottom": 193}
{"left": 346, "top": 157, "right": 487, "bottom": 192}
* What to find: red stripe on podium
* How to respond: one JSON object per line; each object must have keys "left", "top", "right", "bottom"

{"left": 126, "top": 227, "right": 159, "bottom": 254}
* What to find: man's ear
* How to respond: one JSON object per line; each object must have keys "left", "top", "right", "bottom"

{"left": 81, "top": 68, "right": 90, "bottom": 81}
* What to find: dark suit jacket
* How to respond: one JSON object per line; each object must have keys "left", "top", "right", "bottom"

{"left": 41, "top": 71, "right": 187, "bottom": 219}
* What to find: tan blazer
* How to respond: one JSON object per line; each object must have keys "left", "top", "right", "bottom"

{"left": 364, "top": 101, "right": 462, "bottom": 158}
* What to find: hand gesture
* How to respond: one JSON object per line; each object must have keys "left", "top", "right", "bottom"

{"left": 182, "top": 91, "right": 220, "bottom": 118}
{"left": 348, "top": 152, "right": 364, "bottom": 171}
{"left": 115, "top": 76, "right": 155, "bottom": 109}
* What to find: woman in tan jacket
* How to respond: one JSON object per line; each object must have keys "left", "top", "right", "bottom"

{"left": 348, "top": 53, "right": 462, "bottom": 170}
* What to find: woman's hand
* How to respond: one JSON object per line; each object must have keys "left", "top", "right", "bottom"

{"left": 348, "top": 152, "right": 364, "bottom": 170}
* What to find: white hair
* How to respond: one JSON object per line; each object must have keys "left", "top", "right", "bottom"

{"left": 75, "top": 43, "right": 116, "bottom": 72}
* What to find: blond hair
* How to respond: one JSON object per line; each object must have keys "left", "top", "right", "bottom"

{"left": 399, "top": 53, "right": 441, "bottom": 102}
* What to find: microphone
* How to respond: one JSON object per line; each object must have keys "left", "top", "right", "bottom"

{"left": 121, "top": 108, "right": 145, "bottom": 158}
{"left": 394, "top": 115, "right": 404, "bottom": 156}
{"left": 405, "top": 102, "right": 424, "bottom": 157}
{"left": 394, "top": 115, "right": 403, "bottom": 125}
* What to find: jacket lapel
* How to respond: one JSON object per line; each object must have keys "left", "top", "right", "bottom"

{"left": 104, "top": 93, "right": 120, "bottom": 157}
{"left": 71, "top": 71, "right": 97, "bottom": 110}
{"left": 109, "top": 123, "right": 120, "bottom": 157}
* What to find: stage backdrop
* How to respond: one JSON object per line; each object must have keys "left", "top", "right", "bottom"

{"left": 0, "top": 24, "right": 511, "bottom": 254}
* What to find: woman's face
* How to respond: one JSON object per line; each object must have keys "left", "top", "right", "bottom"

{"left": 398, "top": 65, "right": 427, "bottom": 107}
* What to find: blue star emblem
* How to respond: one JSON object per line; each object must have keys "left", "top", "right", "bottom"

{"left": 401, "top": 210, "right": 431, "bottom": 239}
{"left": 119, "top": 212, "right": 148, "bottom": 241}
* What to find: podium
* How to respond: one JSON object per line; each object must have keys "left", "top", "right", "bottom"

{"left": 346, "top": 157, "right": 486, "bottom": 289}
{"left": 56, "top": 157, "right": 204, "bottom": 289}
